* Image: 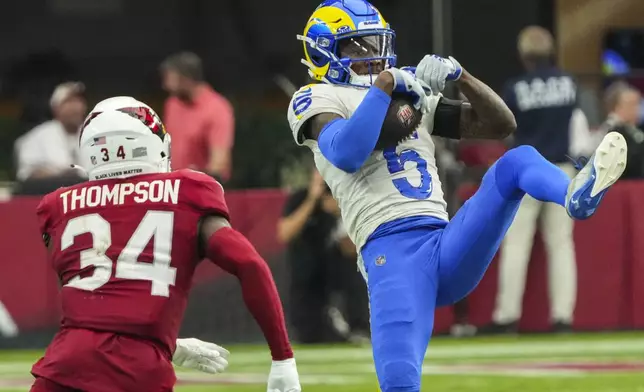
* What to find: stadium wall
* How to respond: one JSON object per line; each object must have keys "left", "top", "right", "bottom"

{"left": 0, "top": 184, "right": 642, "bottom": 348}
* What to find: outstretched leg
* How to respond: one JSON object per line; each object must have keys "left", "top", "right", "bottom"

{"left": 435, "top": 133, "right": 626, "bottom": 306}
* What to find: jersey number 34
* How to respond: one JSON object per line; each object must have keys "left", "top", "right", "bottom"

{"left": 61, "top": 211, "right": 177, "bottom": 297}
{"left": 383, "top": 133, "right": 433, "bottom": 200}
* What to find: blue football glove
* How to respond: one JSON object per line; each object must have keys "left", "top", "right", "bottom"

{"left": 415, "top": 55, "right": 463, "bottom": 94}
{"left": 383, "top": 67, "right": 428, "bottom": 112}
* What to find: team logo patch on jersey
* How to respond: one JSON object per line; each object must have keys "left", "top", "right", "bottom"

{"left": 375, "top": 255, "right": 386, "bottom": 266}
{"left": 397, "top": 104, "right": 415, "bottom": 128}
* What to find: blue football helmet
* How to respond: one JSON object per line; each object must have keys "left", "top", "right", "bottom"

{"left": 298, "top": 0, "right": 396, "bottom": 87}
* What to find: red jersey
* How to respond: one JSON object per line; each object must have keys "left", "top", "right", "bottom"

{"left": 31, "top": 169, "right": 228, "bottom": 391}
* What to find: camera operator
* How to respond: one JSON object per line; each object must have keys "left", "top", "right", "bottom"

{"left": 278, "top": 170, "right": 369, "bottom": 343}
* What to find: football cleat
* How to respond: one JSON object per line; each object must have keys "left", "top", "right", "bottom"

{"left": 565, "top": 132, "right": 627, "bottom": 220}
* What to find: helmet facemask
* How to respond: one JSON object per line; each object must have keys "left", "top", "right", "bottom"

{"left": 298, "top": 28, "right": 396, "bottom": 88}
{"left": 336, "top": 32, "right": 394, "bottom": 86}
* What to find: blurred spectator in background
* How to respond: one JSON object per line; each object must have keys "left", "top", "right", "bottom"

{"left": 483, "top": 26, "right": 585, "bottom": 334}
{"left": 13, "top": 82, "right": 87, "bottom": 195}
{"left": 449, "top": 140, "right": 507, "bottom": 337}
{"left": 433, "top": 136, "right": 480, "bottom": 338}
{"left": 600, "top": 81, "right": 644, "bottom": 179}
{"left": 6, "top": 50, "right": 78, "bottom": 132}
{"left": 277, "top": 170, "right": 369, "bottom": 344}
{"left": 161, "top": 52, "right": 235, "bottom": 183}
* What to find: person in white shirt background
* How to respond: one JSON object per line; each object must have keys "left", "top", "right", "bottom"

{"left": 14, "top": 82, "right": 87, "bottom": 182}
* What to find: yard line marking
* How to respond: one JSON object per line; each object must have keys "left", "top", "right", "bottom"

{"left": 229, "top": 339, "right": 644, "bottom": 364}
{"left": 0, "top": 373, "right": 365, "bottom": 389}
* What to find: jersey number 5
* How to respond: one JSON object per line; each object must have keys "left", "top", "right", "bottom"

{"left": 61, "top": 211, "right": 177, "bottom": 297}
{"left": 383, "top": 134, "right": 432, "bottom": 200}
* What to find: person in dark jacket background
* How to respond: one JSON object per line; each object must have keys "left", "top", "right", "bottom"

{"left": 482, "top": 26, "right": 586, "bottom": 334}
{"left": 277, "top": 169, "right": 369, "bottom": 344}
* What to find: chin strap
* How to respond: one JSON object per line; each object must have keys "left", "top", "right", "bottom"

{"left": 296, "top": 31, "right": 396, "bottom": 88}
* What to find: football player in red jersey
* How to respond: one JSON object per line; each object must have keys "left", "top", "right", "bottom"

{"left": 30, "top": 97, "right": 301, "bottom": 392}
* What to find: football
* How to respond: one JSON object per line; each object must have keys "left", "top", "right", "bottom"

{"left": 374, "top": 93, "right": 423, "bottom": 150}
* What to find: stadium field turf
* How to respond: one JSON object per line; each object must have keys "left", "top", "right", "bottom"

{"left": 1, "top": 332, "right": 643, "bottom": 391}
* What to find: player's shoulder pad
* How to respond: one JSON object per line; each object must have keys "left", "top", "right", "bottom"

{"left": 175, "top": 169, "right": 224, "bottom": 189}
{"left": 287, "top": 83, "right": 346, "bottom": 145}
{"left": 36, "top": 190, "right": 61, "bottom": 235}
{"left": 173, "top": 169, "right": 230, "bottom": 219}
{"left": 36, "top": 181, "right": 89, "bottom": 229}
{"left": 288, "top": 84, "right": 334, "bottom": 121}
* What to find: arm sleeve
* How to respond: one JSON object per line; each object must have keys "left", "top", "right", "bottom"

{"left": 317, "top": 86, "right": 391, "bottom": 173}
{"left": 205, "top": 227, "right": 293, "bottom": 360}
{"left": 207, "top": 99, "right": 235, "bottom": 150}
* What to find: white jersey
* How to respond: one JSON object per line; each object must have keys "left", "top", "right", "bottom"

{"left": 287, "top": 83, "right": 448, "bottom": 251}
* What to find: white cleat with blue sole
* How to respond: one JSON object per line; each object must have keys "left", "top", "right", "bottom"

{"left": 566, "top": 132, "right": 627, "bottom": 220}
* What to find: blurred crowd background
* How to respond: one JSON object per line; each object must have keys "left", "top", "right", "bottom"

{"left": 1, "top": 0, "right": 644, "bottom": 348}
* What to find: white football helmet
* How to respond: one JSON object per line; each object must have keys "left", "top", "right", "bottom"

{"left": 79, "top": 96, "right": 171, "bottom": 181}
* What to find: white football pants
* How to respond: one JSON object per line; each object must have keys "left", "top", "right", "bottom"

{"left": 493, "top": 163, "right": 577, "bottom": 324}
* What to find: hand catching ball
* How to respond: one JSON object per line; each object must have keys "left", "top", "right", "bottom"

{"left": 375, "top": 93, "right": 423, "bottom": 150}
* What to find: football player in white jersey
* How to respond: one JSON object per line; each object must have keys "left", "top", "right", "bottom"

{"left": 287, "top": 1, "right": 627, "bottom": 391}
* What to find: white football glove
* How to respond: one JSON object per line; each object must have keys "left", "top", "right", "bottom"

{"left": 383, "top": 67, "right": 429, "bottom": 112}
{"left": 172, "top": 338, "right": 230, "bottom": 374}
{"left": 415, "top": 54, "right": 463, "bottom": 94}
{"left": 267, "top": 358, "right": 301, "bottom": 392}
{"left": 401, "top": 66, "right": 433, "bottom": 95}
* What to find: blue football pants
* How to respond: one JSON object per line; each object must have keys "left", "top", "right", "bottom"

{"left": 360, "top": 146, "right": 571, "bottom": 391}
